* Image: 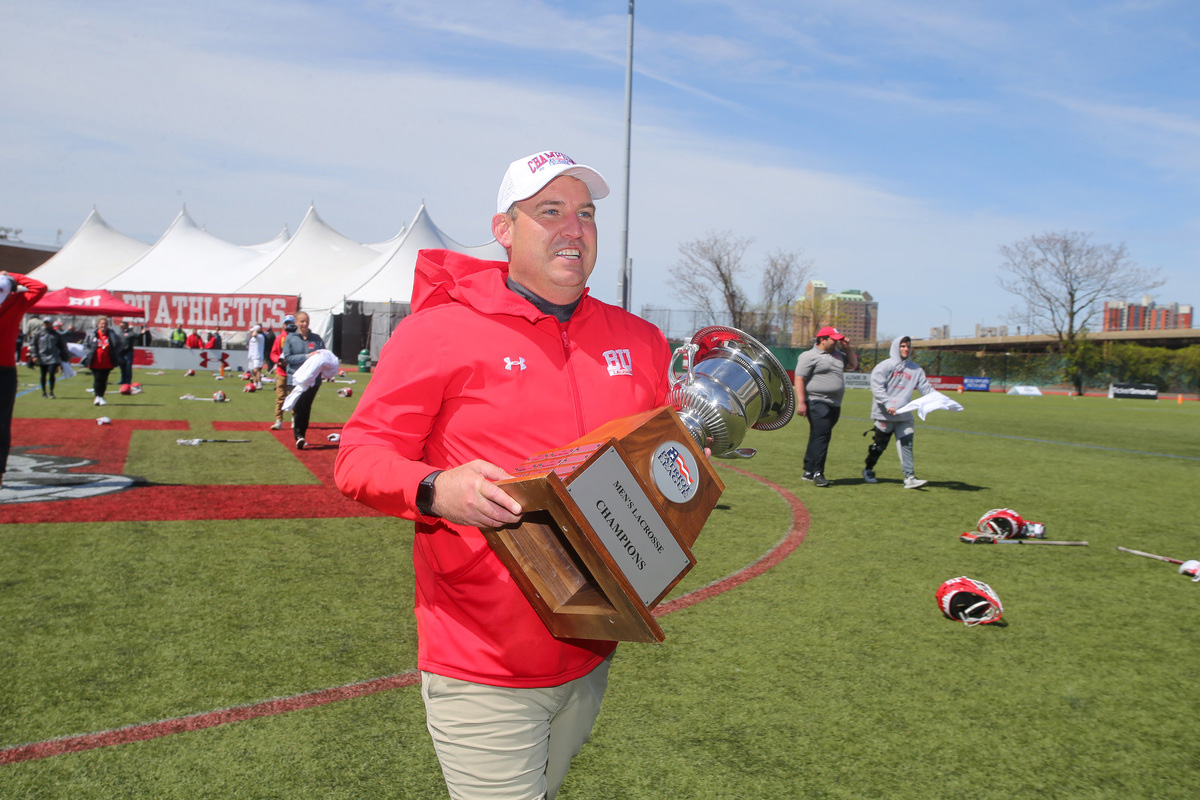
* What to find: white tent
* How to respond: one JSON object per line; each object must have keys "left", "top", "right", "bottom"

{"left": 100, "top": 207, "right": 289, "bottom": 294}
{"left": 346, "top": 203, "right": 506, "bottom": 306}
{"left": 27, "top": 209, "right": 151, "bottom": 289}
{"left": 236, "top": 205, "right": 397, "bottom": 344}
{"left": 25, "top": 202, "right": 506, "bottom": 352}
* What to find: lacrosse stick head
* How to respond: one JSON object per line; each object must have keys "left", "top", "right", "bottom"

{"left": 937, "top": 576, "right": 1004, "bottom": 626}
{"left": 977, "top": 508, "right": 1025, "bottom": 540}
{"left": 1179, "top": 560, "right": 1200, "bottom": 582}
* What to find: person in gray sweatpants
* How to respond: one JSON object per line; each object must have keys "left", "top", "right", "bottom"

{"left": 863, "top": 335, "right": 934, "bottom": 489}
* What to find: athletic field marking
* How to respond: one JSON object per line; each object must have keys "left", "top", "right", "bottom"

{"left": 0, "top": 465, "right": 809, "bottom": 764}
{"left": 846, "top": 416, "right": 1200, "bottom": 462}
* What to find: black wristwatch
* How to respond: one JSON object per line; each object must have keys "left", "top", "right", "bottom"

{"left": 416, "top": 470, "right": 443, "bottom": 517}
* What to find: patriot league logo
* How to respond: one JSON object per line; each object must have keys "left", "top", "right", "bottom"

{"left": 650, "top": 440, "right": 700, "bottom": 504}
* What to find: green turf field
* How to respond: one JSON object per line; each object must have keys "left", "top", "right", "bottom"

{"left": 2, "top": 370, "right": 1198, "bottom": 798}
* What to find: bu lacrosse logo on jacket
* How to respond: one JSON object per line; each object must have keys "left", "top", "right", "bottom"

{"left": 603, "top": 349, "right": 632, "bottom": 377}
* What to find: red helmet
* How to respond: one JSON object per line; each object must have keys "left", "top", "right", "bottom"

{"left": 119, "top": 383, "right": 132, "bottom": 395}
{"left": 184, "top": 369, "right": 196, "bottom": 377}
{"left": 337, "top": 387, "right": 353, "bottom": 398}
{"left": 977, "top": 508, "right": 1025, "bottom": 540}
{"left": 212, "top": 390, "right": 228, "bottom": 402}
{"left": 243, "top": 382, "right": 257, "bottom": 393}
{"left": 936, "top": 576, "right": 1004, "bottom": 626}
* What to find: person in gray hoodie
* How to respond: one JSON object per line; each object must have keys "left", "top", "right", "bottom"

{"left": 863, "top": 335, "right": 934, "bottom": 489}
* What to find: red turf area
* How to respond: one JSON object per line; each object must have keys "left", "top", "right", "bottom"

{"left": 1, "top": 419, "right": 381, "bottom": 524}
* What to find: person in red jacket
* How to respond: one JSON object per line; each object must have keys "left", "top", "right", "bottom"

{"left": 335, "top": 150, "right": 672, "bottom": 800}
{"left": 0, "top": 272, "right": 47, "bottom": 486}
{"left": 184, "top": 329, "right": 203, "bottom": 349}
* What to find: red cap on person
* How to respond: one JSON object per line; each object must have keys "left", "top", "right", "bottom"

{"left": 816, "top": 326, "right": 845, "bottom": 340}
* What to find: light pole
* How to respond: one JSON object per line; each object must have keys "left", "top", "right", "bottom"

{"left": 617, "top": 0, "right": 635, "bottom": 311}
{"left": 941, "top": 305, "right": 952, "bottom": 339}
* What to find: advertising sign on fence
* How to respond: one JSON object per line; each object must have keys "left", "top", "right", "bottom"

{"left": 963, "top": 377, "right": 991, "bottom": 392}
{"left": 844, "top": 373, "right": 872, "bottom": 390}
{"left": 926, "top": 375, "right": 964, "bottom": 391}
{"left": 1109, "top": 382, "right": 1159, "bottom": 400}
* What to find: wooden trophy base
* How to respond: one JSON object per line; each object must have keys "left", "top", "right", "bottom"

{"left": 484, "top": 406, "right": 724, "bottom": 643}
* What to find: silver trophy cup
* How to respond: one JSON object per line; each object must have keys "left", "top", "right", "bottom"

{"left": 667, "top": 326, "right": 796, "bottom": 459}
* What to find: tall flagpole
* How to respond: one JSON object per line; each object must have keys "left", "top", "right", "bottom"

{"left": 618, "top": 0, "right": 634, "bottom": 311}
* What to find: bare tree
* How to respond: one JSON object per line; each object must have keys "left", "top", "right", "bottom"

{"left": 998, "top": 231, "right": 1164, "bottom": 393}
{"left": 669, "top": 231, "right": 811, "bottom": 344}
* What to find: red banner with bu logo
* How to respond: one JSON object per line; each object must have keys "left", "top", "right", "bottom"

{"left": 109, "top": 291, "right": 298, "bottom": 330}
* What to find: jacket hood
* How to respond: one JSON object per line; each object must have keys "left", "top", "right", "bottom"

{"left": 889, "top": 335, "right": 911, "bottom": 362}
{"left": 412, "top": 248, "right": 591, "bottom": 323}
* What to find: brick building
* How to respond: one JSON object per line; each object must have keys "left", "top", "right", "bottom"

{"left": 792, "top": 280, "right": 878, "bottom": 346}
{"left": 1103, "top": 296, "right": 1193, "bottom": 331}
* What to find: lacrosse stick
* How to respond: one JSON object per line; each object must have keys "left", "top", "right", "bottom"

{"left": 176, "top": 438, "right": 251, "bottom": 446}
{"left": 1118, "top": 546, "right": 1200, "bottom": 581}
{"left": 1117, "top": 546, "right": 1182, "bottom": 564}
{"left": 960, "top": 532, "right": 1088, "bottom": 546}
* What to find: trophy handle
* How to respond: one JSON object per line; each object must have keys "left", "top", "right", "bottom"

{"left": 670, "top": 343, "right": 699, "bottom": 387}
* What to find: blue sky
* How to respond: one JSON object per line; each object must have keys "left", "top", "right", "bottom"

{"left": 3, "top": 0, "right": 1197, "bottom": 339}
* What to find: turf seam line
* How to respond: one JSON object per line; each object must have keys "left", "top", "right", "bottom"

{"left": 0, "top": 465, "right": 809, "bottom": 764}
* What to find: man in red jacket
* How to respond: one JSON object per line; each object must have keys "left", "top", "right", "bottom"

{"left": 0, "top": 272, "right": 48, "bottom": 486}
{"left": 335, "top": 151, "right": 671, "bottom": 799}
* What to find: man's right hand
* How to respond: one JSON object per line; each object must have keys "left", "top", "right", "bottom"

{"left": 430, "top": 460, "right": 524, "bottom": 528}
{"left": 796, "top": 398, "right": 808, "bottom": 417}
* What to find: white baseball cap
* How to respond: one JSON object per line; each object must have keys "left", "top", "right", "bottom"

{"left": 496, "top": 150, "right": 609, "bottom": 214}
{"left": 0, "top": 276, "right": 13, "bottom": 305}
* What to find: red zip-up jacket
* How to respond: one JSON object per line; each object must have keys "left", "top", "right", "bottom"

{"left": 335, "top": 249, "right": 671, "bottom": 687}
{"left": 0, "top": 272, "right": 48, "bottom": 368}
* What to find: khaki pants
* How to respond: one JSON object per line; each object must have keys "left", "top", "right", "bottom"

{"left": 273, "top": 376, "right": 288, "bottom": 423}
{"left": 420, "top": 656, "right": 611, "bottom": 800}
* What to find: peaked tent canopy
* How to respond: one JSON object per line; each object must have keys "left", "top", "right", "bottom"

{"left": 27, "top": 209, "right": 152, "bottom": 289}
{"left": 31, "top": 287, "right": 147, "bottom": 318}
{"left": 100, "top": 207, "right": 288, "bottom": 294}
{"left": 22, "top": 202, "right": 508, "bottom": 348}
{"left": 346, "top": 204, "right": 506, "bottom": 306}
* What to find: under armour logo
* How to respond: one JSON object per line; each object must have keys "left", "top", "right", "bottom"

{"left": 198, "top": 352, "right": 230, "bottom": 368}
{"left": 504, "top": 357, "right": 526, "bottom": 371}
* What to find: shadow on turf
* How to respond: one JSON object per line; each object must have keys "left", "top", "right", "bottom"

{"left": 834, "top": 477, "right": 988, "bottom": 491}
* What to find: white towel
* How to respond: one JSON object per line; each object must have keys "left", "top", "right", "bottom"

{"left": 896, "top": 390, "right": 964, "bottom": 421}
{"left": 282, "top": 349, "right": 340, "bottom": 411}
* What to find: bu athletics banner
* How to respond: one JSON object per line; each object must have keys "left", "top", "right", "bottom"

{"left": 110, "top": 291, "right": 299, "bottom": 330}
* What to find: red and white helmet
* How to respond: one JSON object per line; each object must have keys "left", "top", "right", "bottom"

{"left": 977, "top": 508, "right": 1025, "bottom": 539}
{"left": 978, "top": 508, "right": 1046, "bottom": 539}
{"left": 184, "top": 369, "right": 196, "bottom": 377}
{"left": 936, "top": 576, "right": 1004, "bottom": 626}
{"left": 212, "top": 390, "right": 228, "bottom": 402}
{"left": 243, "top": 382, "right": 257, "bottom": 393}
{"left": 337, "top": 387, "right": 353, "bottom": 398}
